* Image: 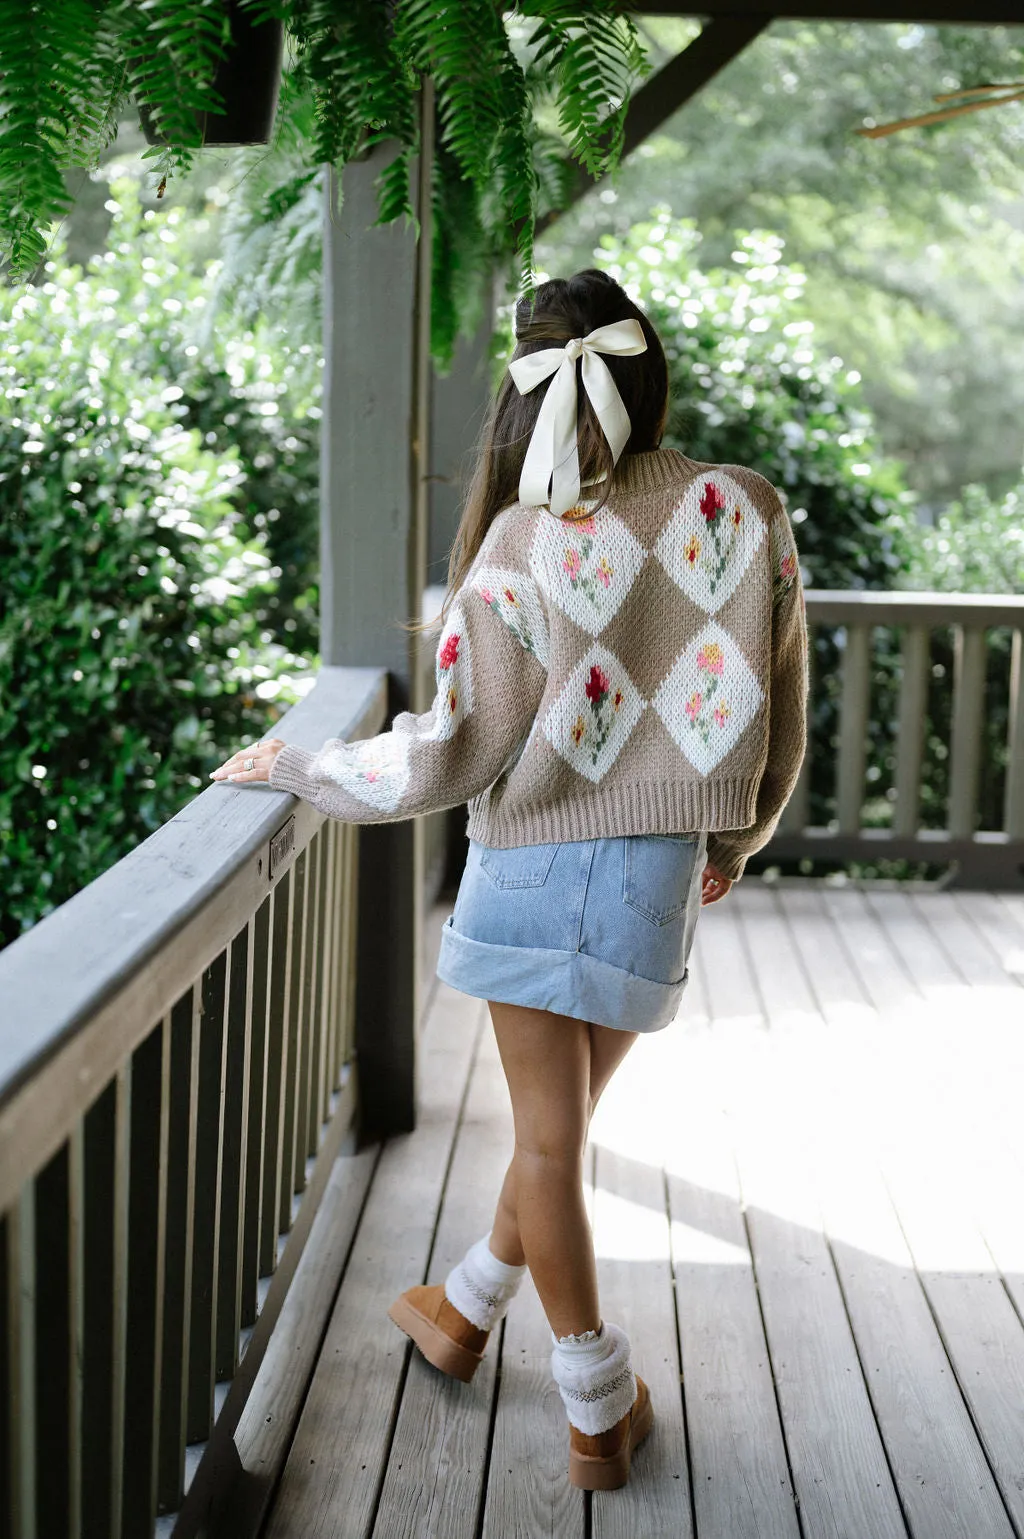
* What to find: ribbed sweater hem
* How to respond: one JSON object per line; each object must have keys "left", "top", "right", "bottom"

{"left": 465, "top": 777, "right": 760, "bottom": 848}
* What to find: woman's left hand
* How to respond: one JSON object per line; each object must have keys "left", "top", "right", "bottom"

{"left": 210, "top": 738, "right": 286, "bottom": 785}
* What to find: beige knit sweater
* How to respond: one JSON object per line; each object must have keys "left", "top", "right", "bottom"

{"left": 269, "top": 448, "right": 808, "bottom": 881}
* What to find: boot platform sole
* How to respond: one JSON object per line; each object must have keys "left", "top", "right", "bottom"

{"left": 387, "top": 1295, "right": 485, "bottom": 1384}
{"left": 568, "top": 1389, "right": 655, "bottom": 1491}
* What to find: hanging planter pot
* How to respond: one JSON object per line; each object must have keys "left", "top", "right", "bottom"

{"left": 139, "top": 1, "right": 284, "bottom": 149}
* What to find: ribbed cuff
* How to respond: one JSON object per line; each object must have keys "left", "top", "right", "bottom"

{"left": 268, "top": 744, "right": 322, "bottom": 802}
{"left": 704, "top": 836, "right": 748, "bottom": 882}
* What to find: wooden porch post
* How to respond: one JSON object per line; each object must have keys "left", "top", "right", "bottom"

{"left": 320, "top": 95, "right": 434, "bottom": 1139}
{"left": 427, "top": 316, "right": 493, "bottom": 585}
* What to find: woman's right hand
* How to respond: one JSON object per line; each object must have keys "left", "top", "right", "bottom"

{"left": 700, "top": 860, "right": 733, "bottom": 905}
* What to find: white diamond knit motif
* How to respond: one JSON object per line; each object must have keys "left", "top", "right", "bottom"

{"left": 654, "top": 471, "right": 766, "bottom": 615}
{"left": 542, "top": 643, "right": 644, "bottom": 783}
{"left": 423, "top": 602, "right": 473, "bottom": 743}
{"left": 319, "top": 732, "right": 412, "bottom": 812}
{"left": 653, "top": 621, "right": 764, "bottom": 775}
{"left": 529, "top": 510, "right": 646, "bottom": 637}
{"left": 473, "top": 565, "right": 550, "bottom": 667}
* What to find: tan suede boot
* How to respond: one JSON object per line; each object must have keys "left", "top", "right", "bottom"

{"left": 388, "top": 1284, "right": 490, "bottom": 1383}
{"left": 568, "top": 1374, "right": 654, "bottom": 1490}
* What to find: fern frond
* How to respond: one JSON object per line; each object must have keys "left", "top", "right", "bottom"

{"left": 0, "top": 0, "right": 112, "bottom": 277}
{"left": 520, "top": 1, "right": 647, "bottom": 178}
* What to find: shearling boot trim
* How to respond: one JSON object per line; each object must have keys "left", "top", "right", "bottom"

{"left": 551, "top": 1321, "right": 638, "bottom": 1436}
{"left": 443, "top": 1237, "right": 525, "bottom": 1332}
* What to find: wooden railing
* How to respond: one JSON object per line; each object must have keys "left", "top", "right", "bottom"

{"left": 0, "top": 666, "right": 387, "bottom": 1539}
{"left": 772, "top": 591, "right": 1024, "bottom": 885}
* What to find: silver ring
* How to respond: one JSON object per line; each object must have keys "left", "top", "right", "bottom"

{"left": 243, "top": 757, "right": 255, "bottom": 772}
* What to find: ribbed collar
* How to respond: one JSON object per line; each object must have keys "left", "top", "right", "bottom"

{"left": 612, "top": 447, "right": 702, "bottom": 497}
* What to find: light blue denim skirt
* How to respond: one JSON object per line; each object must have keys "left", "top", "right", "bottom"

{"left": 436, "top": 831, "right": 708, "bottom": 1033}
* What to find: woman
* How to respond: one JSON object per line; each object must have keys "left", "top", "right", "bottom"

{"left": 212, "top": 269, "right": 807, "bottom": 1491}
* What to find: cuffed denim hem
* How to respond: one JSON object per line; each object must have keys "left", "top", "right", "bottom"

{"left": 436, "top": 915, "right": 688, "bottom": 1034}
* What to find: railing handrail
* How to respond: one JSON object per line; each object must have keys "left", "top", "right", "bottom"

{"left": 804, "top": 589, "right": 1024, "bottom": 627}
{"left": 0, "top": 666, "right": 386, "bottom": 1112}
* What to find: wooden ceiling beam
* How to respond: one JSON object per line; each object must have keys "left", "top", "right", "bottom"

{"left": 537, "top": 16, "right": 770, "bottom": 235}
{"left": 632, "top": 1, "right": 1024, "bottom": 22}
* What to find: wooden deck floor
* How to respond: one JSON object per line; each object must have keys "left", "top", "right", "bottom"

{"left": 258, "top": 882, "right": 1024, "bottom": 1539}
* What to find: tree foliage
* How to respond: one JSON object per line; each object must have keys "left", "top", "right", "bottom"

{"left": 0, "top": 188, "right": 316, "bottom": 945}
{"left": 540, "top": 20, "right": 1024, "bottom": 507}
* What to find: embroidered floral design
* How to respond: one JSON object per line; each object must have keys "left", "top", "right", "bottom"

{"left": 770, "top": 521, "right": 800, "bottom": 606}
{"left": 476, "top": 566, "right": 548, "bottom": 663}
{"left": 696, "top": 642, "right": 723, "bottom": 676}
{"left": 560, "top": 505, "right": 597, "bottom": 528}
{"left": 655, "top": 475, "right": 766, "bottom": 616}
{"left": 446, "top": 686, "right": 458, "bottom": 714}
{"left": 543, "top": 645, "right": 644, "bottom": 783}
{"left": 701, "top": 482, "right": 726, "bottom": 522}
{"left": 585, "top": 664, "right": 609, "bottom": 703}
{"left": 577, "top": 664, "right": 626, "bottom": 766}
{"left": 438, "top": 632, "right": 460, "bottom": 671}
{"left": 322, "top": 734, "right": 412, "bottom": 812}
{"left": 652, "top": 620, "right": 763, "bottom": 775}
{"left": 530, "top": 511, "right": 645, "bottom": 637}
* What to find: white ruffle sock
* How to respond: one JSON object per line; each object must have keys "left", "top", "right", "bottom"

{"left": 444, "top": 1233, "right": 528, "bottom": 1332}
{"left": 550, "top": 1321, "right": 637, "bottom": 1435}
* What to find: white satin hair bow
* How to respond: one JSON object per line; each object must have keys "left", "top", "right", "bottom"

{"left": 507, "top": 319, "right": 648, "bottom": 517}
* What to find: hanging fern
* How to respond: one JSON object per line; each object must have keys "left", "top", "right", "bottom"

{"left": 0, "top": 0, "right": 648, "bottom": 354}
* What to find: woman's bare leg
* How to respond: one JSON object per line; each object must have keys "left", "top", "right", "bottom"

{"left": 485, "top": 1002, "right": 638, "bottom": 1337}
{"left": 489, "top": 1016, "right": 638, "bottom": 1269}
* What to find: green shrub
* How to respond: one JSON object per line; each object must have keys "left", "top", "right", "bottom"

{"left": 0, "top": 194, "right": 310, "bottom": 947}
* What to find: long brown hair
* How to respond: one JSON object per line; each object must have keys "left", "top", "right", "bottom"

{"left": 416, "top": 269, "right": 669, "bottom": 633}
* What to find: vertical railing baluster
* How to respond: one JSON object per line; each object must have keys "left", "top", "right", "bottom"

{"left": 158, "top": 990, "right": 198, "bottom": 1512}
{"left": 310, "top": 829, "right": 331, "bottom": 1150}
{"left": 324, "top": 821, "right": 341, "bottom": 1099}
{"left": 1005, "top": 627, "right": 1024, "bottom": 838}
{"left": 341, "top": 825, "right": 360, "bottom": 1075}
{"left": 334, "top": 822, "right": 352, "bottom": 1089}
{"left": 295, "top": 840, "right": 317, "bottom": 1179}
{"left": 81, "top": 1079, "right": 118, "bottom": 1538}
{"left": 34, "top": 1144, "right": 72, "bottom": 1539}
{"left": 8, "top": 1190, "right": 34, "bottom": 1539}
{"left": 836, "top": 623, "right": 871, "bottom": 834}
{"left": 187, "top": 955, "right": 228, "bottom": 1443}
{"left": 949, "top": 624, "right": 987, "bottom": 838}
{"left": 110, "top": 1065, "right": 130, "bottom": 1538}
{"left": 216, "top": 926, "right": 253, "bottom": 1380}
{"left": 893, "top": 625, "right": 931, "bottom": 837}
{"left": 67, "top": 1125, "right": 84, "bottom": 1539}
{"left": 260, "top": 873, "right": 292, "bottom": 1277}
{"left": 301, "top": 832, "right": 323, "bottom": 1160}
{"left": 122, "top": 1020, "right": 169, "bottom": 1538}
{"left": 0, "top": 1212, "right": 14, "bottom": 1539}
{"left": 279, "top": 851, "right": 307, "bottom": 1231}
{"left": 242, "top": 898, "right": 271, "bottom": 1324}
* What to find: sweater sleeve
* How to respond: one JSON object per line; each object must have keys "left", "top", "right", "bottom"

{"left": 705, "top": 509, "right": 808, "bottom": 882}
{"left": 268, "top": 518, "right": 549, "bottom": 824}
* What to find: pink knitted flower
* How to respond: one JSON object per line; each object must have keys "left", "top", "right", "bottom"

{"left": 685, "top": 691, "right": 703, "bottom": 722}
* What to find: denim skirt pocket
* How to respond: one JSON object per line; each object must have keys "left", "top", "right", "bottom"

{"left": 480, "top": 841, "right": 560, "bottom": 890}
{"left": 622, "top": 834, "right": 700, "bottom": 926}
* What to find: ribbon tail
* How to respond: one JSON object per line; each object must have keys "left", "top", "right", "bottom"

{"left": 581, "top": 350, "right": 632, "bottom": 464}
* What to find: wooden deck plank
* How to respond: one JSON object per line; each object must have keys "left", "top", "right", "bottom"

{"left": 951, "top": 893, "right": 1024, "bottom": 986}
{"left": 910, "top": 892, "right": 1017, "bottom": 990}
{"left": 262, "top": 983, "right": 485, "bottom": 1539}
{"left": 829, "top": 891, "right": 1024, "bottom": 1536}
{"left": 819, "top": 886, "right": 919, "bottom": 1015}
{"left": 782, "top": 891, "right": 1017, "bottom": 1539}
{"left": 372, "top": 1020, "right": 510, "bottom": 1539}
{"left": 480, "top": 1273, "right": 585, "bottom": 1539}
{"left": 655, "top": 1023, "right": 800, "bottom": 1539}
{"left": 717, "top": 898, "right": 910, "bottom": 1539}
{"left": 590, "top": 1145, "right": 694, "bottom": 1539}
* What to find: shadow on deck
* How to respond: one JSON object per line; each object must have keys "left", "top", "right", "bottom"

{"left": 233, "top": 883, "right": 1024, "bottom": 1539}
